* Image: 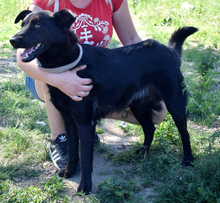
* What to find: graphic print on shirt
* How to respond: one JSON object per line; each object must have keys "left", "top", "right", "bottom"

{"left": 71, "top": 13, "right": 111, "bottom": 47}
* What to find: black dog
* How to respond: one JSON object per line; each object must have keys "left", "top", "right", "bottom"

{"left": 10, "top": 9, "right": 198, "bottom": 194}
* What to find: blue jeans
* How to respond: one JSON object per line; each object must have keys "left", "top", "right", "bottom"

{"left": 25, "top": 75, "right": 44, "bottom": 103}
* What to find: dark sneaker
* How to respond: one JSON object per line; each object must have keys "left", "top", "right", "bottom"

{"left": 50, "top": 133, "right": 68, "bottom": 170}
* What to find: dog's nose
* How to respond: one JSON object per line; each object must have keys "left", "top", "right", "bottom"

{"left": 10, "top": 38, "right": 20, "bottom": 48}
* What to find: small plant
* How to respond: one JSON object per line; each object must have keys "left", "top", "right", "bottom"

{"left": 141, "top": 175, "right": 152, "bottom": 188}
{"left": 195, "top": 48, "right": 219, "bottom": 76}
{"left": 160, "top": 17, "right": 173, "bottom": 26}
{"left": 97, "top": 176, "right": 139, "bottom": 203}
{"left": 154, "top": 114, "right": 181, "bottom": 146}
{"left": 96, "top": 128, "right": 105, "bottom": 134}
{"left": 111, "top": 143, "right": 143, "bottom": 164}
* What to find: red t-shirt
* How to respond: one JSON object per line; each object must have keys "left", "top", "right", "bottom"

{"left": 30, "top": 0, "right": 123, "bottom": 47}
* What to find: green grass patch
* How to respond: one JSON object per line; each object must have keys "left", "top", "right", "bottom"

{"left": 0, "top": 174, "right": 68, "bottom": 202}
{"left": 97, "top": 177, "right": 141, "bottom": 203}
{"left": 153, "top": 151, "right": 220, "bottom": 203}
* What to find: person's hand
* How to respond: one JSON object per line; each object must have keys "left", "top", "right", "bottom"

{"left": 48, "top": 65, "right": 93, "bottom": 101}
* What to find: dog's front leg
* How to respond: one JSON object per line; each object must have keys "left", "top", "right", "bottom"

{"left": 58, "top": 118, "right": 80, "bottom": 178}
{"left": 77, "top": 124, "right": 95, "bottom": 195}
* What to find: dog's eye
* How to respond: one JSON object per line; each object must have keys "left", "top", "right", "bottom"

{"left": 34, "top": 24, "right": 40, "bottom": 29}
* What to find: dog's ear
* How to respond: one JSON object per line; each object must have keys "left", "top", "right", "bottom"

{"left": 53, "top": 9, "right": 77, "bottom": 31}
{"left": 14, "top": 10, "right": 32, "bottom": 24}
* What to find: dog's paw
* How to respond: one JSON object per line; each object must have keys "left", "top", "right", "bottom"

{"left": 57, "top": 162, "right": 81, "bottom": 178}
{"left": 77, "top": 182, "right": 91, "bottom": 195}
{"left": 57, "top": 168, "right": 73, "bottom": 178}
{"left": 181, "top": 161, "right": 194, "bottom": 168}
{"left": 135, "top": 146, "right": 149, "bottom": 155}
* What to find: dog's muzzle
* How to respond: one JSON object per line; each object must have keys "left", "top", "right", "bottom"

{"left": 10, "top": 37, "right": 21, "bottom": 49}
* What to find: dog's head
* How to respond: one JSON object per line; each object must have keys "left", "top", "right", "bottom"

{"left": 10, "top": 9, "right": 78, "bottom": 62}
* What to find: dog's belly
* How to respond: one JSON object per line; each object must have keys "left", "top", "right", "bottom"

{"left": 91, "top": 84, "right": 163, "bottom": 121}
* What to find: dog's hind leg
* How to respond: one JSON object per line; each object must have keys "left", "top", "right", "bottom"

{"left": 164, "top": 96, "right": 193, "bottom": 167}
{"left": 130, "top": 105, "right": 155, "bottom": 155}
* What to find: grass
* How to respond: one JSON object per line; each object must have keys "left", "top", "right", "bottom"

{"left": 0, "top": 0, "right": 220, "bottom": 202}
{"left": 0, "top": 175, "right": 69, "bottom": 202}
{"left": 97, "top": 177, "right": 141, "bottom": 203}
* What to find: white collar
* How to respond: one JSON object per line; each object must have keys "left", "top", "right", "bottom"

{"left": 37, "top": 44, "right": 83, "bottom": 73}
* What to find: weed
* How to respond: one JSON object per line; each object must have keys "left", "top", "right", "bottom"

{"left": 96, "top": 128, "right": 105, "bottom": 134}
{"left": 111, "top": 143, "right": 143, "bottom": 164}
{"left": 97, "top": 176, "right": 140, "bottom": 203}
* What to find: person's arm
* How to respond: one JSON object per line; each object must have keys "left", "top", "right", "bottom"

{"left": 112, "top": 0, "right": 142, "bottom": 46}
{"left": 16, "top": 4, "right": 92, "bottom": 101}
{"left": 29, "top": 3, "right": 43, "bottom": 11}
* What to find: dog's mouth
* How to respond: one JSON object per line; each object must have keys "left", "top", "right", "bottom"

{"left": 20, "top": 43, "right": 45, "bottom": 62}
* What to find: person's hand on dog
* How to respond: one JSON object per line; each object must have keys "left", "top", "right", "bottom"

{"left": 50, "top": 65, "right": 93, "bottom": 101}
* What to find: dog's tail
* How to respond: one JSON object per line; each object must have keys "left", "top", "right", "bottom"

{"left": 167, "top": 26, "right": 198, "bottom": 56}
